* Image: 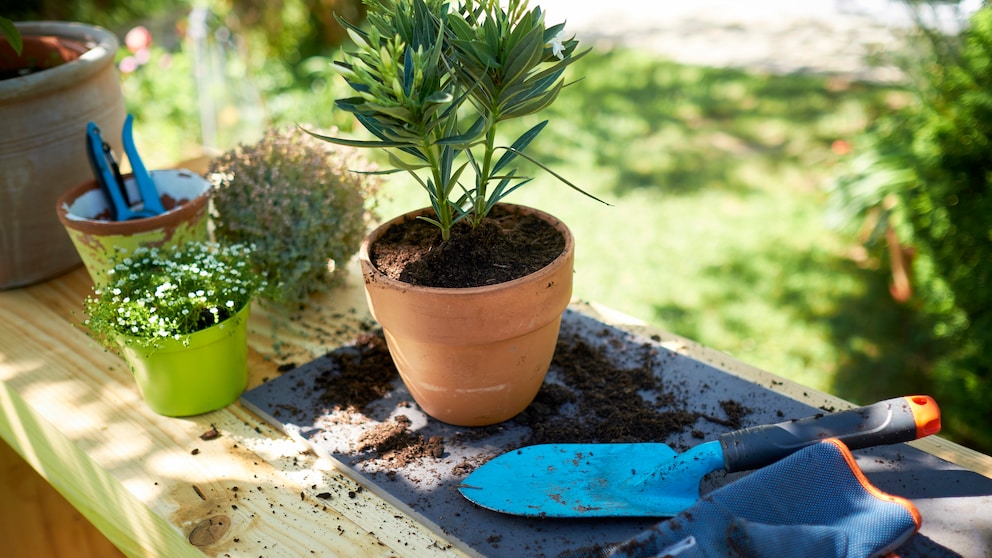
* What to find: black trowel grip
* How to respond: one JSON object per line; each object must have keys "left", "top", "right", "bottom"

{"left": 718, "top": 395, "right": 941, "bottom": 473}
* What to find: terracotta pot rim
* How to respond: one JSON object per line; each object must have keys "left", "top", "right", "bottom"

{"left": 0, "top": 21, "right": 118, "bottom": 101}
{"left": 55, "top": 170, "right": 211, "bottom": 235}
{"left": 359, "top": 203, "right": 574, "bottom": 295}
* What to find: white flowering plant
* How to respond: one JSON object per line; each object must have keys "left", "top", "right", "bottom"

{"left": 307, "top": 0, "right": 604, "bottom": 241}
{"left": 83, "top": 242, "right": 265, "bottom": 350}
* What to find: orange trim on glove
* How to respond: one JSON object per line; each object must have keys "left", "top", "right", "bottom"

{"left": 825, "top": 437, "right": 923, "bottom": 530}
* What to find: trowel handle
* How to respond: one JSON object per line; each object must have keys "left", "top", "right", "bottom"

{"left": 719, "top": 395, "right": 940, "bottom": 473}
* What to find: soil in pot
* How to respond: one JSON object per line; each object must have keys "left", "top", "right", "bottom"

{"left": 0, "top": 35, "right": 87, "bottom": 79}
{"left": 370, "top": 204, "right": 566, "bottom": 288}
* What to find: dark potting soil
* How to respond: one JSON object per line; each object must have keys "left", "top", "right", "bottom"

{"left": 86, "top": 193, "right": 183, "bottom": 221}
{"left": 0, "top": 66, "right": 45, "bottom": 80}
{"left": 369, "top": 204, "right": 565, "bottom": 288}
{"left": 310, "top": 327, "right": 750, "bottom": 466}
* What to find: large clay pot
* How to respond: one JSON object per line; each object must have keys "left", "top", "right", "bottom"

{"left": 0, "top": 21, "right": 126, "bottom": 289}
{"left": 359, "top": 204, "right": 574, "bottom": 426}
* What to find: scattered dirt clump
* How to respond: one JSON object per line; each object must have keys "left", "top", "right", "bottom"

{"left": 313, "top": 331, "right": 398, "bottom": 412}
{"left": 313, "top": 326, "right": 751, "bottom": 468}
{"left": 356, "top": 415, "right": 445, "bottom": 467}
{"left": 517, "top": 337, "right": 702, "bottom": 445}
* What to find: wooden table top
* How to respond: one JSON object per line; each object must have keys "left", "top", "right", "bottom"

{"left": 2, "top": 259, "right": 990, "bottom": 557}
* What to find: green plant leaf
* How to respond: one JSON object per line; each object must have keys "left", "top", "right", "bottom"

{"left": 499, "top": 146, "right": 611, "bottom": 207}
{"left": 485, "top": 174, "right": 533, "bottom": 214}
{"left": 0, "top": 17, "right": 21, "bottom": 57}
{"left": 493, "top": 120, "right": 547, "bottom": 173}
{"left": 299, "top": 125, "right": 413, "bottom": 149}
{"left": 386, "top": 152, "right": 431, "bottom": 172}
{"left": 436, "top": 116, "right": 487, "bottom": 147}
{"left": 501, "top": 26, "right": 545, "bottom": 86}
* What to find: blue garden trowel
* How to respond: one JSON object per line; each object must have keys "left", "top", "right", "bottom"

{"left": 85, "top": 114, "right": 165, "bottom": 221}
{"left": 458, "top": 395, "right": 941, "bottom": 518}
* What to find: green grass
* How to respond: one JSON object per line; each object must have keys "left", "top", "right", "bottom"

{"left": 374, "top": 48, "right": 930, "bottom": 405}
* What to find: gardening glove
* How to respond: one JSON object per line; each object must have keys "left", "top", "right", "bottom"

{"left": 569, "top": 438, "right": 921, "bottom": 558}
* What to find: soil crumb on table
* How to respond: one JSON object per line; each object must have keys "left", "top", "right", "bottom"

{"left": 518, "top": 336, "right": 702, "bottom": 445}
{"left": 314, "top": 331, "right": 397, "bottom": 411}
{"left": 356, "top": 415, "right": 445, "bottom": 466}
{"left": 311, "top": 328, "right": 751, "bottom": 469}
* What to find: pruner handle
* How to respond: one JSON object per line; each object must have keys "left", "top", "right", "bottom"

{"left": 719, "top": 395, "right": 940, "bottom": 473}
{"left": 85, "top": 122, "right": 128, "bottom": 221}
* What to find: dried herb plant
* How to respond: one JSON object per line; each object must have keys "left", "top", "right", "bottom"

{"left": 209, "top": 127, "right": 380, "bottom": 306}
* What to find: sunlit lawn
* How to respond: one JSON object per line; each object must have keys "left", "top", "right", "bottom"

{"left": 373, "top": 48, "right": 925, "bottom": 402}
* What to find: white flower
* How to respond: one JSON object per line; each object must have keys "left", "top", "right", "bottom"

{"left": 155, "top": 281, "right": 174, "bottom": 298}
{"left": 548, "top": 30, "right": 566, "bottom": 60}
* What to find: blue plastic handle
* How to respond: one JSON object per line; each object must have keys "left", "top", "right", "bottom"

{"left": 85, "top": 122, "right": 129, "bottom": 221}
{"left": 84, "top": 117, "right": 164, "bottom": 221}
{"left": 122, "top": 114, "right": 164, "bottom": 215}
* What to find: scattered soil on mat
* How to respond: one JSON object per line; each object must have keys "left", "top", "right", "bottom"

{"left": 313, "top": 331, "right": 396, "bottom": 411}
{"left": 370, "top": 204, "right": 565, "bottom": 288}
{"left": 312, "top": 328, "right": 751, "bottom": 467}
{"left": 356, "top": 415, "right": 445, "bottom": 467}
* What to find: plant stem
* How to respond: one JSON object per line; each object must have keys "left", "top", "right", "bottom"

{"left": 474, "top": 123, "right": 499, "bottom": 225}
{"left": 424, "top": 141, "right": 453, "bottom": 241}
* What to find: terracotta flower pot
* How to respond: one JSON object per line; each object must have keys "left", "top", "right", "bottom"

{"left": 55, "top": 169, "right": 212, "bottom": 284}
{"left": 1, "top": 21, "right": 126, "bottom": 289}
{"left": 359, "top": 204, "right": 574, "bottom": 426}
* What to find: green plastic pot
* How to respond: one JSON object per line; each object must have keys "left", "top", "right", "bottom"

{"left": 118, "top": 304, "right": 251, "bottom": 417}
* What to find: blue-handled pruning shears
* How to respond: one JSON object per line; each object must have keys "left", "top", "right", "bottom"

{"left": 85, "top": 114, "right": 165, "bottom": 221}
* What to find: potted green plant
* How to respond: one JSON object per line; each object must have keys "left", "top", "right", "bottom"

{"left": 83, "top": 242, "right": 265, "bottom": 416}
{"left": 1, "top": 20, "right": 126, "bottom": 289}
{"left": 309, "top": 0, "right": 602, "bottom": 426}
{"left": 208, "top": 126, "right": 381, "bottom": 307}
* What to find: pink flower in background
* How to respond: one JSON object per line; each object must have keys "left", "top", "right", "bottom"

{"left": 119, "top": 56, "right": 139, "bottom": 73}
{"left": 125, "top": 26, "right": 152, "bottom": 53}
{"left": 121, "top": 26, "right": 153, "bottom": 74}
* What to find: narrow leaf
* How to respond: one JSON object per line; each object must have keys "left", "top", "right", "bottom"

{"left": 299, "top": 125, "right": 413, "bottom": 149}
{"left": 499, "top": 146, "right": 612, "bottom": 206}
{"left": 436, "top": 116, "right": 487, "bottom": 147}
{"left": 0, "top": 18, "right": 22, "bottom": 56}
{"left": 493, "top": 120, "right": 547, "bottom": 173}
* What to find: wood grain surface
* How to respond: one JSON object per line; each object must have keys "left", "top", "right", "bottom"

{"left": 1, "top": 239, "right": 988, "bottom": 558}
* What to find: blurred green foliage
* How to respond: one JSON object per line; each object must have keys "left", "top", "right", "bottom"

{"left": 831, "top": 5, "right": 992, "bottom": 451}
{"left": 6, "top": 0, "right": 364, "bottom": 165}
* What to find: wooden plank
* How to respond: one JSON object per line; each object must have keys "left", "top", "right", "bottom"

{"left": 0, "top": 263, "right": 469, "bottom": 557}
{"left": 1, "top": 438, "right": 124, "bottom": 558}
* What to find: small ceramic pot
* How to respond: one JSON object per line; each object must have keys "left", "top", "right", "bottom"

{"left": 55, "top": 169, "right": 211, "bottom": 284}
{"left": 119, "top": 304, "right": 251, "bottom": 417}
